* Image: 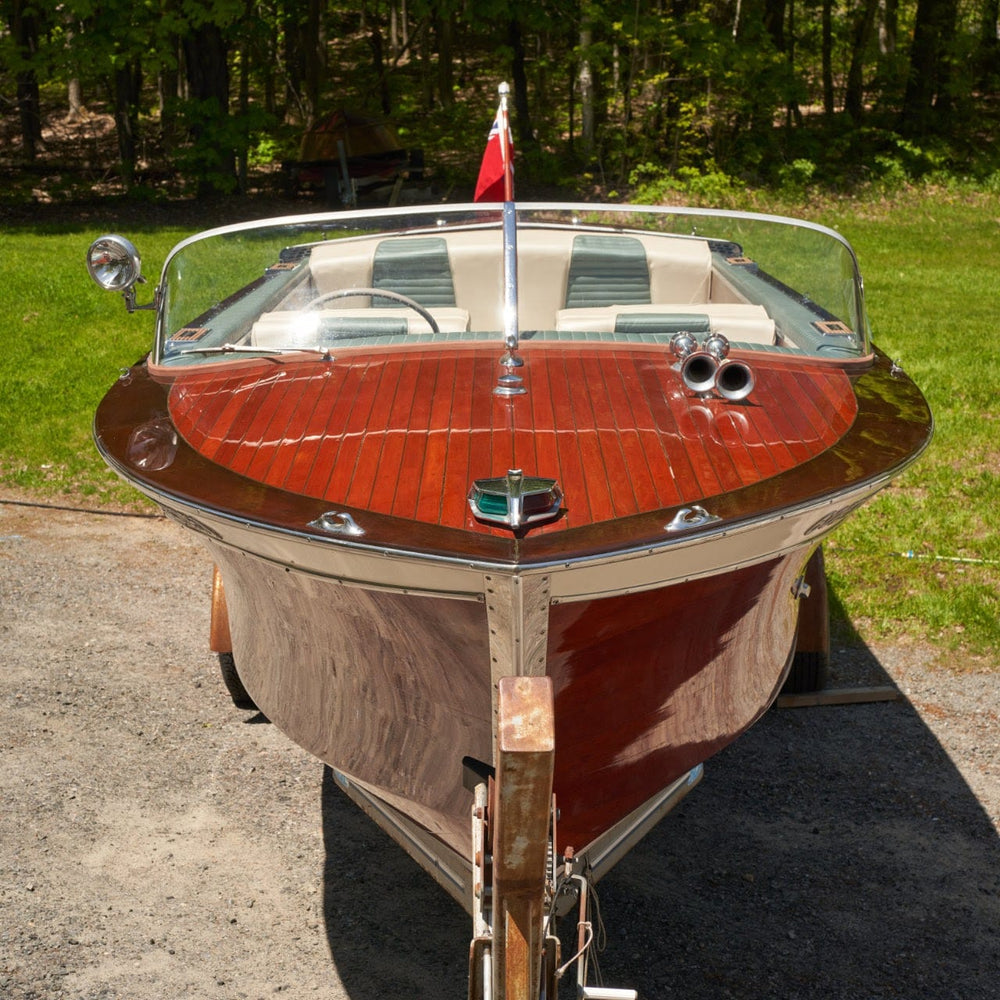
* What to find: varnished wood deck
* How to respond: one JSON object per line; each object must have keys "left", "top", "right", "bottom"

{"left": 168, "top": 343, "right": 857, "bottom": 533}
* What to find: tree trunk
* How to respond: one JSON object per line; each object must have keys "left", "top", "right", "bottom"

{"left": 433, "top": 5, "right": 454, "bottom": 108}
{"left": 7, "top": 1, "right": 42, "bottom": 162}
{"left": 977, "top": 0, "right": 999, "bottom": 88}
{"left": 238, "top": 36, "right": 249, "bottom": 194}
{"left": 879, "top": 0, "right": 898, "bottom": 54}
{"left": 303, "top": 0, "right": 325, "bottom": 123}
{"left": 822, "top": 0, "right": 834, "bottom": 118}
{"left": 785, "top": 0, "right": 801, "bottom": 129}
{"left": 508, "top": 18, "right": 533, "bottom": 150}
{"left": 763, "top": 0, "right": 786, "bottom": 50}
{"left": 366, "top": 12, "right": 393, "bottom": 114}
{"left": 284, "top": 6, "right": 306, "bottom": 121}
{"left": 578, "top": 19, "right": 595, "bottom": 157}
{"left": 109, "top": 61, "right": 142, "bottom": 190}
{"left": 901, "top": 0, "right": 959, "bottom": 134}
{"left": 182, "top": 22, "right": 234, "bottom": 196}
{"left": 845, "top": 0, "right": 879, "bottom": 123}
{"left": 66, "top": 79, "right": 87, "bottom": 123}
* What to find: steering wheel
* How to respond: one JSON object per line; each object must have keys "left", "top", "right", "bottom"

{"left": 306, "top": 287, "right": 440, "bottom": 334}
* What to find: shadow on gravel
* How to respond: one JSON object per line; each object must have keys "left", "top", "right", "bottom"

{"left": 319, "top": 767, "right": 468, "bottom": 998}
{"left": 319, "top": 641, "right": 1000, "bottom": 1000}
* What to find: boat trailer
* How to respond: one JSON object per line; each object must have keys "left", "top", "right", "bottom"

{"left": 470, "top": 676, "right": 639, "bottom": 1000}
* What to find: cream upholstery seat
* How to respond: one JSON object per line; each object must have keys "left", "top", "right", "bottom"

{"left": 251, "top": 307, "right": 470, "bottom": 349}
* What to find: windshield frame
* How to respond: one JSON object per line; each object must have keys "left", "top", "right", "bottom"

{"left": 151, "top": 202, "right": 872, "bottom": 367}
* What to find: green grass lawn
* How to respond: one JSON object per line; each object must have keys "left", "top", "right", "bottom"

{"left": 1, "top": 192, "right": 997, "bottom": 666}
{"left": 819, "top": 194, "right": 1000, "bottom": 667}
{"left": 1, "top": 223, "right": 189, "bottom": 505}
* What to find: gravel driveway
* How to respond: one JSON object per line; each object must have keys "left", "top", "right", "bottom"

{"left": 2, "top": 499, "right": 998, "bottom": 999}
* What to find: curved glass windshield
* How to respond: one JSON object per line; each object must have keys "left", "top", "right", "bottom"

{"left": 154, "top": 204, "right": 870, "bottom": 366}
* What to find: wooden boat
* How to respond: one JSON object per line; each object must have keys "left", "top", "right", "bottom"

{"left": 87, "top": 191, "right": 930, "bottom": 997}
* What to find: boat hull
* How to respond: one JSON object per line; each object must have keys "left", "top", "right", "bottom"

{"left": 199, "top": 520, "right": 809, "bottom": 894}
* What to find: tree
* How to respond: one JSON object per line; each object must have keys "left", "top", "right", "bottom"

{"left": 901, "top": 0, "right": 960, "bottom": 134}
{"left": 845, "top": 0, "right": 880, "bottom": 122}
{"left": 4, "top": 0, "right": 44, "bottom": 162}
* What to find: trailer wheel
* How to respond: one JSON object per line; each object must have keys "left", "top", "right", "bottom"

{"left": 782, "top": 547, "right": 830, "bottom": 694}
{"left": 218, "top": 652, "right": 257, "bottom": 711}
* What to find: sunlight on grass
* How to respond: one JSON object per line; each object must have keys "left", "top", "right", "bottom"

{"left": 820, "top": 193, "right": 1000, "bottom": 667}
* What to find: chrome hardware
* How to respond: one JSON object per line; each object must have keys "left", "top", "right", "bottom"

{"left": 669, "top": 331, "right": 698, "bottom": 359}
{"left": 309, "top": 511, "right": 365, "bottom": 537}
{"left": 86, "top": 234, "right": 157, "bottom": 313}
{"left": 890, "top": 358, "right": 904, "bottom": 378}
{"left": 469, "top": 469, "right": 562, "bottom": 529}
{"left": 494, "top": 368, "right": 526, "bottom": 396}
{"left": 791, "top": 576, "right": 812, "bottom": 599}
{"left": 704, "top": 331, "right": 730, "bottom": 359}
{"left": 677, "top": 332, "right": 754, "bottom": 401}
{"left": 680, "top": 350, "right": 719, "bottom": 394}
{"left": 665, "top": 505, "right": 720, "bottom": 532}
{"left": 714, "top": 358, "right": 755, "bottom": 401}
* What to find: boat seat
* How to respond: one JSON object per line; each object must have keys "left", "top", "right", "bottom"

{"left": 563, "top": 235, "right": 651, "bottom": 308}
{"left": 371, "top": 236, "right": 458, "bottom": 308}
{"left": 251, "top": 307, "right": 470, "bottom": 348}
{"left": 554, "top": 303, "right": 776, "bottom": 344}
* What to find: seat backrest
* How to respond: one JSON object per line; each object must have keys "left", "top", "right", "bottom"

{"left": 564, "top": 235, "right": 651, "bottom": 308}
{"left": 371, "top": 236, "right": 457, "bottom": 308}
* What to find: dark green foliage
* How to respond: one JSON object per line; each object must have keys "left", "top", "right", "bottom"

{"left": 0, "top": 0, "right": 997, "bottom": 197}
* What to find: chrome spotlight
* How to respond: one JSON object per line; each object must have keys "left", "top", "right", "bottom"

{"left": 86, "top": 234, "right": 155, "bottom": 313}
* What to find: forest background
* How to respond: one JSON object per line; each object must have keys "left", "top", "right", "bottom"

{"left": 2, "top": 0, "right": 999, "bottom": 204}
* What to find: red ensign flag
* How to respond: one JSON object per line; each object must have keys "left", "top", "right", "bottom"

{"left": 474, "top": 111, "right": 513, "bottom": 202}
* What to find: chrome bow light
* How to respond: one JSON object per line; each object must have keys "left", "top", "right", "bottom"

{"left": 468, "top": 469, "right": 562, "bottom": 530}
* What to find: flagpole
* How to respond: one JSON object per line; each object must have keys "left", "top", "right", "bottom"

{"left": 498, "top": 82, "right": 522, "bottom": 372}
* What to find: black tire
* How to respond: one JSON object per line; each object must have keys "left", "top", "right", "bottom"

{"left": 781, "top": 547, "right": 831, "bottom": 695}
{"left": 218, "top": 651, "right": 258, "bottom": 711}
{"left": 782, "top": 649, "right": 830, "bottom": 695}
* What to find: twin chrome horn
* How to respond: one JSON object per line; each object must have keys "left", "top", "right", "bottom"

{"left": 671, "top": 331, "right": 755, "bottom": 402}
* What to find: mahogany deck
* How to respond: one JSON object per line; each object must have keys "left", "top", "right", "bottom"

{"left": 168, "top": 343, "right": 857, "bottom": 533}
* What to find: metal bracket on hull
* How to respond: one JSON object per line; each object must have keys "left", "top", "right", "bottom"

{"left": 484, "top": 574, "right": 551, "bottom": 731}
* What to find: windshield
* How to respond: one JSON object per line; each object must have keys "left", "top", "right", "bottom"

{"left": 154, "top": 204, "right": 870, "bottom": 367}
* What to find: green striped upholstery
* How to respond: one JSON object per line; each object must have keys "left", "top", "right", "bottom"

{"left": 372, "top": 237, "right": 457, "bottom": 308}
{"left": 613, "top": 312, "right": 710, "bottom": 335}
{"left": 564, "top": 235, "right": 651, "bottom": 308}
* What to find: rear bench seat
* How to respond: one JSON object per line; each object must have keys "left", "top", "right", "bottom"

{"left": 302, "top": 228, "right": 772, "bottom": 342}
